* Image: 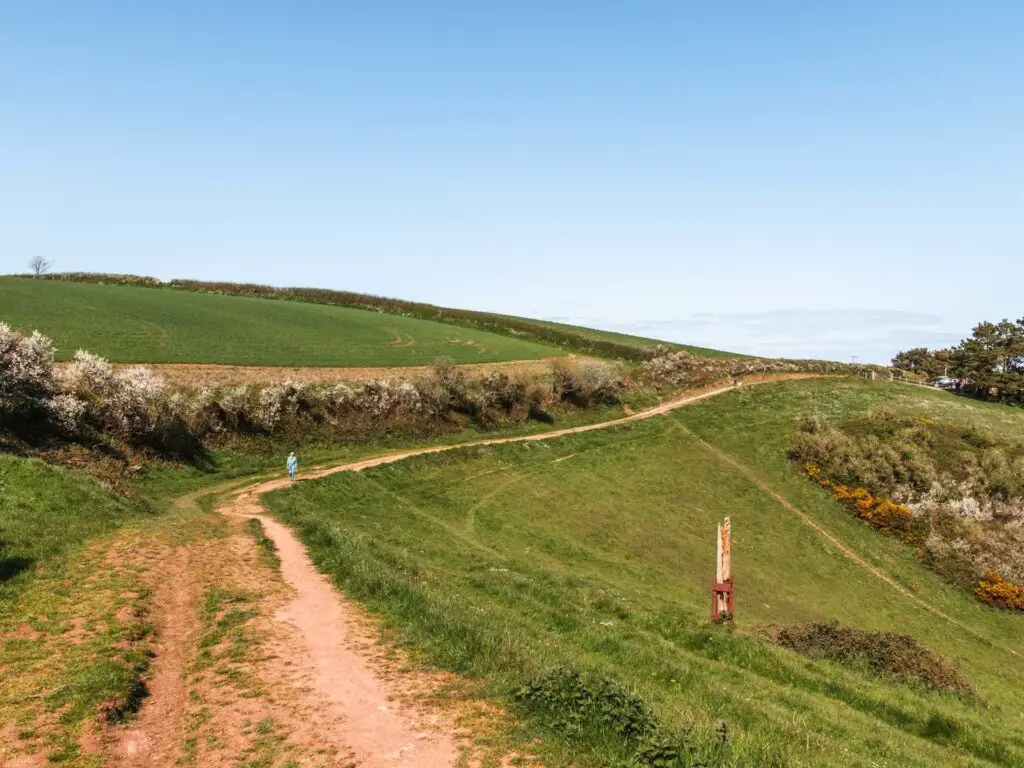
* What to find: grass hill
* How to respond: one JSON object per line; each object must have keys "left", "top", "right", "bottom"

{"left": 0, "top": 277, "right": 558, "bottom": 366}
{"left": 265, "top": 379, "right": 1024, "bottom": 767}
{"left": 2, "top": 273, "right": 737, "bottom": 364}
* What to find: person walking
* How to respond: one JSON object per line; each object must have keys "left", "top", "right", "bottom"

{"left": 287, "top": 451, "right": 298, "bottom": 481}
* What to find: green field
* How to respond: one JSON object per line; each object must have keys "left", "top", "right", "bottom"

{"left": 265, "top": 379, "right": 1024, "bottom": 767}
{"left": 526, "top": 315, "right": 741, "bottom": 359}
{"left": 0, "top": 277, "right": 560, "bottom": 366}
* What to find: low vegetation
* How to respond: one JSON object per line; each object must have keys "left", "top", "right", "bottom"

{"left": 772, "top": 621, "right": 974, "bottom": 697}
{"left": 2, "top": 320, "right": 633, "bottom": 475}
{"left": 790, "top": 410, "right": 1024, "bottom": 602}
{"left": 0, "top": 454, "right": 143, "bottom": 597}
{"left": 264, "top": 379, "right": 1024, "bottom": 767}
{"left": 0, "top": 454, "right": 160, "bottom": 761}
{"left": 638, "top": 346, "right": 866, "bottom": 389}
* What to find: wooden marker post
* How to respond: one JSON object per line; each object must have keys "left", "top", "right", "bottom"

{"left": 711, "top": 517, "right": 734, "bottom": 623}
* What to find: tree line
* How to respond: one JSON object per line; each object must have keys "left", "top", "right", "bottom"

{"left": 892, "top": 318, "right": 1024, "bottom": 406}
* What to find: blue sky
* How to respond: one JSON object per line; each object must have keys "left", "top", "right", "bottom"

{"left": 1, "top": 2, "right": 1019, "bottom": 363}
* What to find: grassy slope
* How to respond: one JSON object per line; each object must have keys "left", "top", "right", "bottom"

{"left": 265, "top": 380, "right": 1024, "bottom": 767}
{"left": 0, "top": 456, "right": 143, "bottom": 598}
{"left": 0, "top": 277, "right": 559, "bottom": 366}
{"left": 0, "top": 457, "right": 153, "bottom": 759}
{"left": 526, "top": 316, "right": 740, "bottom": 359}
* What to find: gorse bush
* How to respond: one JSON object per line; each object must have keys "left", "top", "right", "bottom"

{"left": 773, "top": 621, "right": 974, "bottom": 697}
{"left": 975, "top": 571, "right": 1024, "bottom": 611}
{"left": 803, "top": 463, "right": 925, "bottom": 544}
{"left": 791, "top": 411, "right": 1024, "bottom": 605}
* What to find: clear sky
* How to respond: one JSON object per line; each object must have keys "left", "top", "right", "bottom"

{"left": 2, "top": 2, "right": 1020, "bottom": 363}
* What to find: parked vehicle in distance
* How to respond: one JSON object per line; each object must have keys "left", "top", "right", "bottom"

{"left": 933, "top": 376, "right": 958, "bottom": 390}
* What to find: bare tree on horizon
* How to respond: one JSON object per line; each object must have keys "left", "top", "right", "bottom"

{"left": 29, "top": 256, "right": 53, "bottom": 277}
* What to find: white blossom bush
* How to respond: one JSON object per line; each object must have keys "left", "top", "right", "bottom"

{"left": 45, "top": 392, "right": 87, "bottom": 433}
{"left": 640, "top": 347, "right": 855, "bottom": 389}
{"left": 0, "top": 322, "right": 57, "bottom": 415}
{"left": 63, "top": 350, "right": 117, "bottom": 400}
{"left": 62, "top": 351, "right": 167, "bottom": 439}
{"left": 358, "top": 379, "right": 401, "bottom": 418}
{"left": 253, "top": 382, "right": 301, "bottom": 431}
{"left": 552, "top": 359, "right": 620, "bottom": 406}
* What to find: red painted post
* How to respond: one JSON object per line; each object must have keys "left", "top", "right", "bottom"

{"left": 711, "top": 517, "right": 734, "bottom": 623}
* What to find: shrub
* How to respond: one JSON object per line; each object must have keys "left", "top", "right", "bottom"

{"left": 63, "top": 352, "right": 167, "bottom": 441}
{"left": 773, "top": 621, "right": 974, "bottom": 697}
{"left": 976, "top": 571, "right": 1024, "bottom": 611}
{"left": 514, "top": 665, "right": 699, "bottom": 767}
{"left": 640, "top": 346, "right": 861, "bottom": 390}
{"left": 804, "top": 463, "right": 926, "bottom": 544}
{"left": 552, "top": 359, "right": 620, "bottom": 407}
{"left": 792, "top": 412, "right": 1024, "bottom": 606}
{"left": 0, "top": 322, "right": 57, "bottom": 419}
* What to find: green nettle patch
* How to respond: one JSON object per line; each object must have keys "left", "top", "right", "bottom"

{"left": 515, "top": 666, "right": 708, "bottom": 768}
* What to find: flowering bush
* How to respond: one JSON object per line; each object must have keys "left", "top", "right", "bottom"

{"left": 45, "top": 392, "right": 87, "bottom": 434}
{"left": 976, "top": 571, "right": 1024, "bottom": 611}
{"left": 62, "top": 352, "right": 167, "bottom": 440}
{"left": 793, "top": 412, "right": 1024, "bottom": 609}
{"left": 0, "top": 322, "right": 57, "bottom": 417}
{"left": 552, "top": 359, "right": 620, "bottom": 406}
{"left": 640, "top": 347, "right": 860, "bottom": 389}
{"left": 804, "top": 463, "right": 925, "bottom": 544}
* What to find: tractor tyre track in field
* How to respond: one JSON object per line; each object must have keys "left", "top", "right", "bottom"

{"left": 127, "top": 372, "right": 990, "bottom": 766}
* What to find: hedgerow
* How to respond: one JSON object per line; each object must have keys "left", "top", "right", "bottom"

{"left": 0, "top": 325, "right": 622, "bottom": 469}
{"left": 639, "top": 347, "right": 868, "bottom": 389}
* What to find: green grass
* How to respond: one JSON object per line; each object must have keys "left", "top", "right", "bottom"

{"left": 524, "top": 316, "right": 742, "bottom": 359}
{"left": 0, "top": 455, "right": 167, "bottom": 762}
{"left": 264, "top": 379, "right": 1024, "bottom": 767}
{"left": 0, "top": 277, "right": 560, "bottom": 366}
{"left": 0, "top": 455, "right": 144, "bottom": 600}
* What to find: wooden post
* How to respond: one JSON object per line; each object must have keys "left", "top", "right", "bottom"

{"left": 711, "top": 517, "right": 734, "bottom": 622}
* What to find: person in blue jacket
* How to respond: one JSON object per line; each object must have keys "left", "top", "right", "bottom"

{"left": 287, "top": 452, "right": 298, "bottom": 481}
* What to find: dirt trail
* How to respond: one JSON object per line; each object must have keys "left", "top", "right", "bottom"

{"left": 112, "top": 548, "right": 198, "bottom": 766}
{"left": 129, "top": 371, "right": 990, "bottom": 766}
{"left": 180, "top": 374, "right": 828, "bottom": 767}
{"left": 222, "top": 490, "right": 461, "bottom": 766}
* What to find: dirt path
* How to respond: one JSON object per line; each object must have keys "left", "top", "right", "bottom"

{"left": 121, "top": 372, "right": 922, "bottom": 767}
{"left": 220, "top": 490, "right": 461, "bottom": 767}
{"left": 113, "top": 549, "right": 198, "bottom": 765}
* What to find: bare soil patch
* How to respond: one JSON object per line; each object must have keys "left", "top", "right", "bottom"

{"left": 59, "top": 357, "right": 574, "bottom": 388}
